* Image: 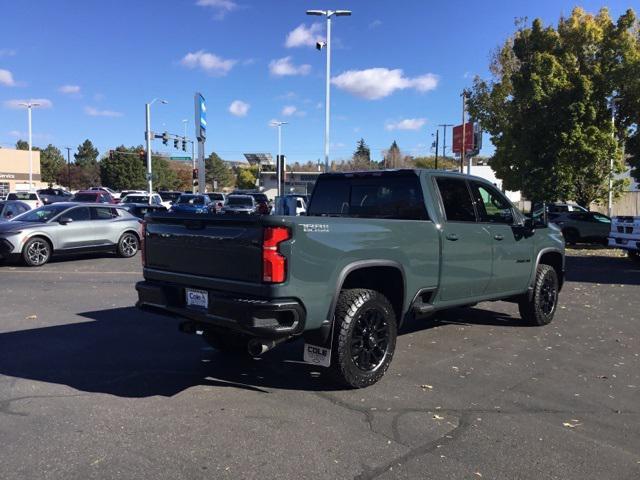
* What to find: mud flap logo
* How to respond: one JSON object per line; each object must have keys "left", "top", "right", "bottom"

{"left": 303, "top": 343, "right": 331, "bottom": 368}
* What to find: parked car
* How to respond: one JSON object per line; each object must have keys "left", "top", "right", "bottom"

{"left": 118, "top": 203, "right": 167, "bottom": 219}
{"left": 6, "top": 191, "right": 42, "bottom": 209}
{"left": 37, "top": 188, "right": 73, "bottom": 205}
{"left": 89, "top": 186, "right": 120, "bottom": 199}
{"left": 548, "top": 202, "right": 589, "bottom": 213}
{"left": 137, "top": 169, "right": 565, "bottom": 388}
{"left": 120, "top": 193, "right": 164, "bottom": 206}
{"left": 549, "top": 210, "right": 611, "bottom": 245}
{"left": 159, "top": 191, "right": 183, "bottom": 207}
{"left": 206, "top": 192, "right": 226, "bottom": 213}
{"left": 118, "top": 190, "right": 147, "bottom": 203}
{"left": 169, "top": 194, "right": 212, "bottom": 214}
{"left": 72, "top": 190, "right": 117, "bottom": 204}
{"left": 0, "top": 200, "right": 31, "bottom": 221}
{"left": 608, "top": 216, "right": 640, "bottom": 260}
{"left": 221, "top": 195, "right": 257, "bottom": 214}
{"left": 0, "top": 203, "right": 141, "bottom": 266}
{"left": 233, "top": 190, "right": 270, "bottom": 214}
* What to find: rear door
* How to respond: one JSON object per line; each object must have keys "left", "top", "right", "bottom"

{"left": 90, "top": 207, "right": 118, "bottom": 245}
{"left": 434, "top": 177, "right": 492, "bottom": 302}
{"left": 469, "top": 180, "right": 533, "bottom": 295}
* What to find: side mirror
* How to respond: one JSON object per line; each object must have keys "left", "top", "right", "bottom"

{"left": 58, "top": 217, "right": 73, "bottom": 225}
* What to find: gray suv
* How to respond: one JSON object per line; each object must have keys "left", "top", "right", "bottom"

{"left": 0, "top": 203, "right": 142, "bottom": 266}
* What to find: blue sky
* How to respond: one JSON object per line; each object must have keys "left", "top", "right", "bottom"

{"left": 0, "top": 0, "right": 632, "bottom": 164}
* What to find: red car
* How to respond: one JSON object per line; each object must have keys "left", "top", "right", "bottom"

{"left": 71, "top": 190, "right": 117, "bottom": 204}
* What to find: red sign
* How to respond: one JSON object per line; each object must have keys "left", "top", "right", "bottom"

{"left": 452, "top": 122, "right": 475, "bottom": 154}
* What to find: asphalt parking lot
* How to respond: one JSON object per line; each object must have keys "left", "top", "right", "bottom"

{"left": 0, "top": 250, "right": 638, "bottom": 480}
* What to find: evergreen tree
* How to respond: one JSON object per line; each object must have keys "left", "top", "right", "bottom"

{"left": 100, "top": 146, "right": 146, "bottom": 191}
{"left": 352, "top": 138, "right": 371, "bottom": 169}
{"left": 15, "top": 140, "right": 30, "bottom": 150}
{"left": 205, "top": 152, "right": 235, "bottom": 189}
{"left": 73, "top": 139, "right": 100, "bottom": 186}
{"left": 39, "top": 144, "right": 65, "bottom": 186}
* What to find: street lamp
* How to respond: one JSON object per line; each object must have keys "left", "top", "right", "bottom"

{"left": 306, "top": 9, "right": 351, "bottom": 172}
{"left": 270, "top": 121, "right": 288, "bottom": 196}
{"left": 608, "top": 97, "right": 621, "bottom": 217}
{"left": 145, "top": 98, "right": 168, "bottom": 194}
{"left": 18, "top": 101, "right": 41, "bottom": 189}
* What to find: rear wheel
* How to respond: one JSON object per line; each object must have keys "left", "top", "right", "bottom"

{"left": 329, "top": 289, "right": 397, "bottom": 388}
{"left": 22, "top": 237, "right": 51, "bottom": 267}
{"left": 518, "top": 264, "right": 559, "bottom": 326}
{"left": 117, "top": 232, "right": 139, "bottom": 258}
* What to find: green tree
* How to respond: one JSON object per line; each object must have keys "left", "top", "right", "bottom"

{"left": 151, "top": 154, "right": 179, "bottom": 190}
{"left": 236, "top": 166, "right": 258, "bottom": 189}
{"left": 384, "top": 141, "right": 403, "bottom": 169}
{"left": 15, "top": 140, "right": 30, "bottom": 150}
{"left": 39, "top": 144, "right": 65, "bottom": 186}
{"left": 73, "top": 139, "right": 100, "bottom": 186}
{"left": 205, "top": 152, "right": 235, "bottom": 189}
{"left": 100, "top": 146, "right": 146, "bottom": 191}
{"left": 468, "top": 8, "right": 635, "bottom": 206}
{"left": 352, "top": 138, "right": 372, "bottom": 169}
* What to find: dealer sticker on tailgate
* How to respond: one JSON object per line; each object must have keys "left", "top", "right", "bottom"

{"left": 303, "top": 343, "right": 331, "bottom": 367}
{"left": 185, "top": 288, "right": 208, "bottom": 309}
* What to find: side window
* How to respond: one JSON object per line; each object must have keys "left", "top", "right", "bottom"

{"left": 92, "top": 207, "right": 116, "bottom": 220}
{"left": 435, "top": 177, "right": 476, "bottom": 222}
{"left": 99, "top": 193, "right": 109, "bottom": 203}
{"left": 17, "top": 203, "right": 30, "bottom": 214}
{"left": 66, "top": 207, "right": 91, "bottom": 221}
{"left": 470, "top": 182, "right": 514, "bottom": 224}
{"left": 4, "top": 205, "right": 16, "bottom": 218}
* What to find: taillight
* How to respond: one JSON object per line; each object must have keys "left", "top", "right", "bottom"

{"left": 140, "top": 220, "right": 147, "bottom": 267}
{"left": 263, "top": 226, "right": 290, "bottom": 283}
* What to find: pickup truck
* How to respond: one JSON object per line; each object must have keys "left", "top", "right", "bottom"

{"left": 136, "top": 169, "right": 565, "bottom": 388}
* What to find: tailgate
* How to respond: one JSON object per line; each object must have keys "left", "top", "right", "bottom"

{"left": 145, "top": 214, "right": 263, "bottom": 283}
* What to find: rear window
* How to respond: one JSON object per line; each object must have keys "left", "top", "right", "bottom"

{"left": 73, "top": 193, "right": 98, "bottom": 202}
{"left": 8, "top": 192, "right": 37, "bottom": 200}
{"left": 123, "top": 195, "right": 149, "bottom": 203}
{"left": 159, "top": 192, "right": 181, "bottom": 201}
{"left": 308, "top": 173, "right": 428, "bottom": 220}
{"left": 207, "top": 193, "right": 224, "bottom": 201}
{"left": 227, "top": 196, "right": 253, "bottom": 206}
{"left": 251, "top": 194, "right": 268, "bottom": 204}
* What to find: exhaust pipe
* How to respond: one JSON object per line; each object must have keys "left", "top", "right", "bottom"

{"left": 247, "top": 337, "right": 287, "bottom": 357}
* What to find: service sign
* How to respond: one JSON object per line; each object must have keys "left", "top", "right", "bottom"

{"left": 195, "top": 92, "right": 206, "bottom": 141}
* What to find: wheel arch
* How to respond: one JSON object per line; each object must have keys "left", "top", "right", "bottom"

{"left": 531, "top": 248, "right": 564, "bottom": 293}
{"left": 23, "top": 233, "right": 55, "bottom": 253}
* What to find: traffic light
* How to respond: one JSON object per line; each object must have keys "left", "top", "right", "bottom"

{"left": 182, "top": 140, "right": 186, "bottom": 152}
{"left": 162, "top": 132, "right": 169, "bottom": 145}
{"left": 192, "top": 168, "right": 198, "bottom": 180}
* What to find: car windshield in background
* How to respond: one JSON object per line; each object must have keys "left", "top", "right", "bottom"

{"left": 227, "top": 196, "right": 253, "bottom": 206}
{"left": 13, "top": 205, "right": 69, "bottom": 223}
{"left": 123, "top": 195, "right": 149, "bottom": 203}
{"left": 160, "top": 192, "right": 181, "bottom": 201}
{"left": 251, "top": 194, "right": 268, "bottom": 203}
{"left": 207, "top": 193, "right": 224, "bottom": 201}
{"left": 73, "top": 193, "right": 99, "bottom": 202}
{"left": 308, "top": 173, "right": 429, "bottom": 220}
{"left": 8, "top": 192, "right": 37, "bottom": 201}
{"left": 177, "top": 195, "right": 205, "bottom": 205}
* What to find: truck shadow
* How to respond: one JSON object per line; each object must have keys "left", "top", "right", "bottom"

{"left": 565, "top": 253, "right": 640, "bottom": 285}
{"left": 0, "top": 307, "right": 339, "bottom": 398}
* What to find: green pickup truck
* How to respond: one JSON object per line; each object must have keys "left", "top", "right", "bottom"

{"left": 136, "top": 169, "right": 565, "bottom": 388}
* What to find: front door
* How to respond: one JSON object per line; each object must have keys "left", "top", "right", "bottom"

{"left": 56, "top": 206, "right": 93, "bottom": 249}
{"left": 435, "top": 177, "right": 493, "bottom": 302}
{"left": 469, "top": 181, "right": 534, "bottom": 295}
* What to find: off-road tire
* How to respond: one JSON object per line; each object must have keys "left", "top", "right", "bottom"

{"left": 117, "top": 232, "right": 139, "bottom": 258}
{"left": 22, "top": 237, "right": 51, "bottom": 267}
{"left": 518, "top": 264, "right": 559, "bottom": 326}
{"left": 329, "top": 288, "right": 397, "bottom": 388}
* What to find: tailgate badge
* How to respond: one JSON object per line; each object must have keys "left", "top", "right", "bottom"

{"left": 301, "top": 224, "right": 330, "bottom": 233}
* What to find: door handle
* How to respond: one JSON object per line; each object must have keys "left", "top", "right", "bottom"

{"left": 494, "top": 234, "right": 504, "bottom": 241}
{"left": 446, "top": 233, "right": 459, "bottom": 241}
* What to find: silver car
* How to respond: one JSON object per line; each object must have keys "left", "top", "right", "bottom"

{"left": 0, "top": 203, "right": 142, "bottom": 267}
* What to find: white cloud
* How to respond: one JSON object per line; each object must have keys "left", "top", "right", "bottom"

{"left": 385, "top": 118, "right": 427, "bottom": 131}
{"left": 8, "top": 130, "right": 53, "bottom": 141}
{"left": 84, "top": 106, "right": 123, "bottom": 117}
{"left": 282, "top": 105, "right": 297, "bottom": 116}
{"left": 0, "top": 69, "right": 16, "bottom": 87}
{"left": 368, "top": 20, "right": 382, "bottom": 29}
{"left": 331, "top": 68, "right": 439, "bottom": 100}
{"left": 4, "top": 98, "right": 53, "bottom": 109}
{"left": 229, "top": 100, "right": 250, "bottom": 117}
{"left": 285, "top": 23, "right": 324, "bottom": 48}
{"left": 58, "top": 84, "right": 81, "bottom": 95}
{"left": 0, "top": 48, "right": 16, "bottom": 57}
{"left": 269, "top": 56, "right": 311, "bottom": 77}
{"left": 195, "top": 0, "right": 238, "bottom": 19}
{"left": 180, "top": 50, "right": 237, "bottom": 76}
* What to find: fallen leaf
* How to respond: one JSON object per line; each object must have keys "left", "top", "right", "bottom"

{"left": 563, "top": 422, "right": 580, "bottom": 428}
{"left": 24, "top": 315, "right": 37, "bottom": 320}
{"left": 420, "top": 384, "right": 433, "bottom": 390}
{"left": 433, "top": 414, "right": 444, "bottom": 420}
{"left": 474, "top": 473, "right": 483, "bottom": 478}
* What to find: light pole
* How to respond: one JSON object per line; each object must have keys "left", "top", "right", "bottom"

{"left": 145, "top": 98, "right": 168, "bottom": 194}
{"left": 306, "top": 9, "right": 351, "bottom": 172}
{"left": 18, "top": 102, "right": 41, "bottom": 189}
{"left": 65, "top": 147, "right": 72, "bottom": 190}
{"left": 608, "top": 98, "right": 620, "bottom": 217}
{"left": 270, "top": 121, "right": 288, "bottom": 197}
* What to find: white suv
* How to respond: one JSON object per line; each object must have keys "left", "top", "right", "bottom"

{"left": 6, "top": 191, "right": 42, "bottom": 210}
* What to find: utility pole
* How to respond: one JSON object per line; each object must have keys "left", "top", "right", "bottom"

{"left": 270, "top": 121, "right": 288, "bottom": 197}
{"left": 433, "top": 130, "right": 439, "bottom": 169}
{"left": 608, "top": 98, "right": 620, "bottom": 217}
{"left": 145, "top": 98, "right": 168, "bottom": 195}
{"left": 307, "top": 9, "right": 352, "bottom": 172}
{"left": 65, "top": 147, "right": 71, "bottom": 190}
{"left": 461, "top": 90, "right": 469, "bottom": 174}
{"left": 438, "top": 124, "right": 453, "bottom": 167}
{"left": 18, "top": 102, "right": 40, "bottom": 189}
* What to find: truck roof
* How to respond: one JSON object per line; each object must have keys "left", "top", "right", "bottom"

{"left": 319, "top": 168, "right": 497, "bottom": 184}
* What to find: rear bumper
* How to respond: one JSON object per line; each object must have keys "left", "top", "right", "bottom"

{"left": 135, "top": 280, "right": 306, "bottom": 339}
{"left": 608, "top": 237, "right": 640, "bottom": 251}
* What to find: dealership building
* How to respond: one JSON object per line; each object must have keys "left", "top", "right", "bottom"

{"left": 0, "top": 147, "right": 43, "bottom": 197}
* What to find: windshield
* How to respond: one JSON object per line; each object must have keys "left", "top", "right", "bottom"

{"left": 73, "top": 193, "right": 98, "bottom": 202}
{"left": 251, "top": 194, "right": 268, "bottom": 204}
{"left": 207, "top": 193, "right": 224, "bottom": 201}
{"left": 12, "top": 204, "right": 70, "bottom": 223}
{"left": 177, "top": 195, "right": 205, "bottom": 205}
{"left": 227, "top": 196, "right": 253, "bottom": 206}
{"left": 8, "top": 192, "right": 37, "bottom": 201}
{"left": 160, "top": 192, "right": 181, "bottom": 201}
{"left": 123, "top": 195, "right": 149, "bottom": 203}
